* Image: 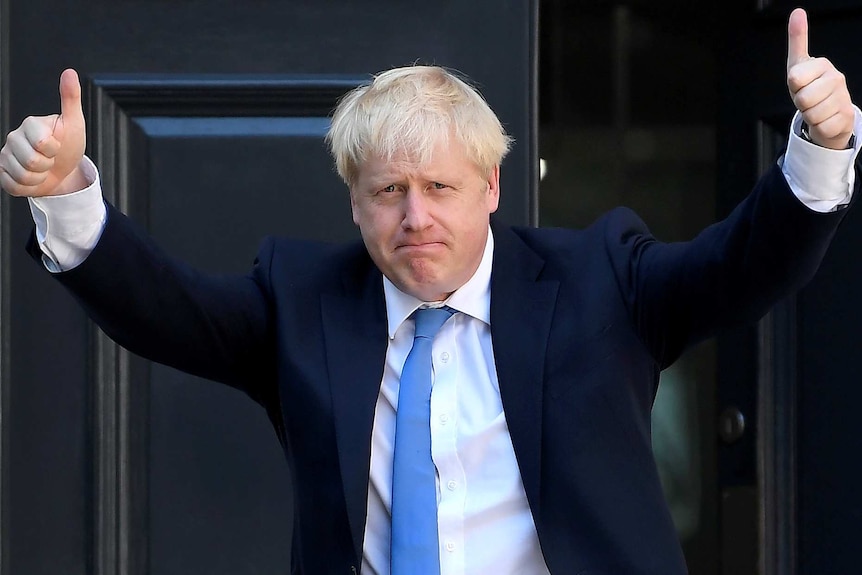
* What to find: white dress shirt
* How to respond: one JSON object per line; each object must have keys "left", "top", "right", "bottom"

{"left": 362, "top": 230, "right": 551, "bottom": 574}
{"left": 26, "top": 110, "right": 862, "bottom": 574}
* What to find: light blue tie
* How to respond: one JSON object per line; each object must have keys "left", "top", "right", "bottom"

{"left": 391, "top": 306, "right": 455, "bottom": 575}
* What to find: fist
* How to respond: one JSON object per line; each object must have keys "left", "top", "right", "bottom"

{"left": 786, "top": 8, "right": 855, "bottom": 150}
{"left": 0, "top": 69, "right": 87, "bottom": 197}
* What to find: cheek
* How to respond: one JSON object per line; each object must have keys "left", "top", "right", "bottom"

{"left": 357, "top": 209, "right": 397, "bottom": 248}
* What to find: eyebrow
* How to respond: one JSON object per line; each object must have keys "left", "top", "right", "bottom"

{"left": 360, "top": 168, "right": 464, "bottom": 190}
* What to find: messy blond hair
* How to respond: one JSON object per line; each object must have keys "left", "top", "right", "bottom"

{"left": 326, "top": 65, "right": 513, "bottom": 187}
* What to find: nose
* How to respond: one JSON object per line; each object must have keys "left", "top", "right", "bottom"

{"left": 401, "top": 188, "right": 433, "bottom": 231}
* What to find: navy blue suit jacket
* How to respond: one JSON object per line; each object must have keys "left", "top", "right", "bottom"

{"left": 34, "top": 163, "right": 852, "bottom": 574}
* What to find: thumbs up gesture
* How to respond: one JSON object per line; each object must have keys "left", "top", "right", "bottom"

{"left": 0, "top": 69, "right": 87, "bottom": 197}
{"left": 787, "top": 8, "right": 855, "bottom": 150}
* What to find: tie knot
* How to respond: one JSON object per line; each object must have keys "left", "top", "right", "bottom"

{"left": 412, "top": 306, "right": 455, "bottom": 340}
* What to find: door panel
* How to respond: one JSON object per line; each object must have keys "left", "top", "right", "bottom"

{"left": 0, "top": 2, "right": 537, "bottom": 574}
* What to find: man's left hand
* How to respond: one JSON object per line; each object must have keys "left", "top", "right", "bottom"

{"left": 787, "top": 8, "right": 855, "bottom": 150}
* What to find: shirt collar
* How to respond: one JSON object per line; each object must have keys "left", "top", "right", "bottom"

{"left": 383, "top": 227, "right": 494, "bottom": 339}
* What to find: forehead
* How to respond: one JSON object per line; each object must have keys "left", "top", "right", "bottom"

{"left": 355, "top": 138, "right": 481, "bottom": 186}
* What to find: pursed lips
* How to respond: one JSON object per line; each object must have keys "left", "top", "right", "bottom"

{"left": 395, "top": 241, "right": 446, "bottom": 251}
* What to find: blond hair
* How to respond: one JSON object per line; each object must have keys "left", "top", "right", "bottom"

{"left": 326, "top": 66, "right": 513, "bottom": 187}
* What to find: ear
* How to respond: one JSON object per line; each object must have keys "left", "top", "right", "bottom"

{"left": 349, "top": 188, "right": 360, "bottom": 225}
{"left": 485, "top": 164, "right": 501, "bottom": 214}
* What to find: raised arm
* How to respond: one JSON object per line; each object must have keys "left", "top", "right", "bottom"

{"left": 0, "top": 69, "right": 277, "bottom": 402}
{"left": 620, "top": 8, "right": 859, "bottom": 366}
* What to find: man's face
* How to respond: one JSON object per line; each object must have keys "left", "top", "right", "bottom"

{"left": 350, "top": 138, "right": 500, "bottom": 302}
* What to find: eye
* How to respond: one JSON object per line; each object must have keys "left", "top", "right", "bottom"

{"left": 381, "top": 184, "right": 397, "bottom": 193}
{"left": 433, "top": 182, "right": 448, "bottom": 190}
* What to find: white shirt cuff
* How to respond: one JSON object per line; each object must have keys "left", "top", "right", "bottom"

{"left": 28, "top": 156, "right": 107, "bottom": 272}
{"left": 781, "top": 106, "right": 862, "bottom": 213}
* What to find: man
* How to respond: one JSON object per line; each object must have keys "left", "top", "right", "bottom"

{"left": 0, "top": 8, "right": 858, "bottom": 575}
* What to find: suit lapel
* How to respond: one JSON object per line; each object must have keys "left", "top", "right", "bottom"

{"left": 322, "top": 256, "right": 388, "bottom": 563}
{"left": 490, "top": 222, "right": 559, "bottom": 518}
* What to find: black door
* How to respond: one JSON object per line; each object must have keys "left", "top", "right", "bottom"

{"left": 0, "top": 2, "right": 537, "bottom": 574}
{"left": 717, "top": 2, "right": 862, "bottom": 574}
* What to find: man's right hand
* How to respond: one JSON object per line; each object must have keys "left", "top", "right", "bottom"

{"left": 0, "top": 69, "right": 87, "bottom": 197}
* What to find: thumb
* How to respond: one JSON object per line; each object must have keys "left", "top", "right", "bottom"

{"left": 57, "top": 69, "right": 84, "bottom": 128}
{"left": 51, "top": 69, "right": 87, "bottom": 177}
{"left": 787, "top": 8, "right": 810, "bottom": 71}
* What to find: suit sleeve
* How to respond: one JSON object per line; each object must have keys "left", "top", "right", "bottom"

{"left": 606, "top": 161, "right": 857, "bottom": 368}
{"left": 27, "top": 202, "right": 278, "bottom": 404}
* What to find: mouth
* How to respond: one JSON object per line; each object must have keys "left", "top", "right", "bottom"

{"left": 396, "top": 242, "right": 445, "bottom": 252}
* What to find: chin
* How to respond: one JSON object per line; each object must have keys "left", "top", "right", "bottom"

{"left": 390, "top": 260, "right": 465, "bottom": 301}
{"left": 412, "top": 277, "right": 461, "bottom": 302}
{"left": 394, "top": 275, "right": 449, "bottom": 302}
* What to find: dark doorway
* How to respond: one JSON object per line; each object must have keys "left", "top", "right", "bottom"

{"left": 540, "top": 1, "right": 862, "bottom": 574}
